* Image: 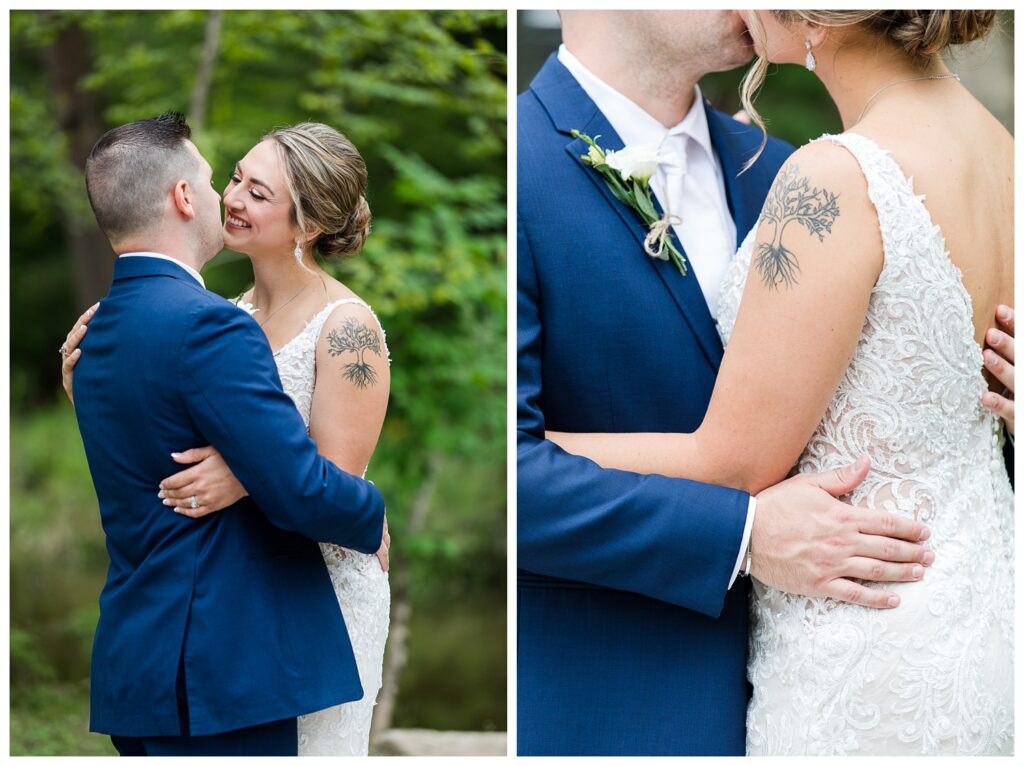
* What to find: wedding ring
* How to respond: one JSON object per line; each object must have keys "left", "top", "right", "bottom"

{"left": 190, "top": 496, "right": 199, "bottom": 510}
{"left": 59, "top": 344, "right": 69, "bottom": 358}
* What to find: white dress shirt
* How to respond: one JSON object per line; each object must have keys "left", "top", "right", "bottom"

{"left": 558, "top": 45, "right": 737, "bottom": 317}
{"left": 559, "top": 44, "right": 755, "bottom": 588}
{"left": 118, "top": 252, "right": 205, "bottom": 288}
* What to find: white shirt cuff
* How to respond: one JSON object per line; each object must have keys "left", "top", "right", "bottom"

{"left": 728, "top": 496, "right": 757, "bottom": 589}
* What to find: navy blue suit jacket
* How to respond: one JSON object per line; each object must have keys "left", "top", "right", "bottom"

{"left": 74, "top": 256, "right": 385, "bottom": 737}
{"left": 517, "top": 55, "right": 794, "bottom": 755}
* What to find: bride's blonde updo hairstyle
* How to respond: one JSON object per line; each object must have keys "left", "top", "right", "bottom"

{"left": 263, "top": 122, "right": 371, "bottom": 259}
{"left": 740, "top": 11, "right": 997, "bottom": 169}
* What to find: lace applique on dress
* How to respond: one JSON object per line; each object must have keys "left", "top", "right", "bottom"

{"left": 716, "top": 132, "right": 1013, "bottom": 755}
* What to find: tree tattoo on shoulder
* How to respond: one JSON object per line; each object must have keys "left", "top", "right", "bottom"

{"left": 756, "top": 163, "right": 840, "bottom": 290}
{"left": 327, "top": 317, "right": 382, "bottom": 389}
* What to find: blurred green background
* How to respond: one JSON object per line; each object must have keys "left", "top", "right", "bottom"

{"left": 11, "top": 9, "right": 506, "bottom": 755}
{"left": 518, "top": 10, "right": 1014, "bottom": 142}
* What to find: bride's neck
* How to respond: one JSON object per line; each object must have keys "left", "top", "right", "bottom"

{"left": 814, "top": 44, "right": 951, "bottom": 130}
{"left": 249, "top": 249, "right": 323, "bottom": 311}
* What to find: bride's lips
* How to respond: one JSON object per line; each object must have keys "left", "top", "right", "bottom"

{"left": 225, "top": 213, "right": 252, "bottom": 232}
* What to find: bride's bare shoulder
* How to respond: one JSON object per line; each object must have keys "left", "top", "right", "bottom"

{"left": 320, "top": 272, "right": 369, "bottom": 306}
{"left": 760, "top": 139, "right": 876, "bottom": 231}
{"left": 766, "top": 139, "right": 870, "bottom": 194}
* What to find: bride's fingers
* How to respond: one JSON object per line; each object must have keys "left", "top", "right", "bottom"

{"left": 160, "top": 466, "right": 201, "bottom": 493}
{"left": 167, "top": 493, "right": 206, "bottom": 515}
{"left": 163, "top": 493, "right": 197, "bottom": 509}
{"left": 842, "top": 556, "right": 924, "bottom": 584}
{"left": 855, "top": 533, "right": 934, "bottom": 565}
{"left": 63, "top": 321, "right": 89, "bottom": 354}
{"left": 63, "top": 303, "right": 99, "bottom": 348}
{"left": 175, "top": 501, "right": 213, "bottom": 519}
{"left": 159, "top": 481, "right": 197, "bottom": 502}
{"left": 62, "top": 347, "right": 82, "bottom": 372}
{"left": 171, "top": 446, "right": 217, "bottom": 465}
{"left": 822, "top": 578, "right": 899, "bottom": 609}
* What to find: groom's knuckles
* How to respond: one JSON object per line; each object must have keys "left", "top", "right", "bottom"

{"left": 831, "top": 580, "right": 891, "bottom": 609}
{"left": 869, "top": 511, "right": 899, "bottom": 537}
{"left": 857, "top": 535, "right": 926, "bottom": 565}
{"left": 879, "top": 539, "right": 900, "bottom": 561}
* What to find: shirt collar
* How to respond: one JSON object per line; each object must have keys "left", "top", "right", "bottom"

{"left": 118, "top": 252, "right": 205, "bottom": 288}
{"left": 557, "top": 44, "right": 715, "bottom": 168}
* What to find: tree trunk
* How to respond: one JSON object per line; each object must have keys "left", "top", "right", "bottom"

{"left": 45, "top": 12, "right": 112, "bottom": 309}
{"left": 188, "top": 10, "right": 223, "bottom": 134}
{"left": 371, "top": 452, "right": 443, "bottom": 742}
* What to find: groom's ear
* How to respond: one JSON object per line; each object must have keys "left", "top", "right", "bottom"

{"left": 172, "top": 179, "right": 196, "bottom": 221}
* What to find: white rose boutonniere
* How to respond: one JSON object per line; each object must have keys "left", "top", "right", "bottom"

{"left": 572, "top": 130, "right": 688, "bottom": 276}
{"left": 604, "top": 145, "right": 665, "bottom": 185}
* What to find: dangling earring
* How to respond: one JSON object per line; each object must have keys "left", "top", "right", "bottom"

{"left": 293, "top": 239, "right": 303, "bottom": 261}
{"left": 804, "top": 40, "right": 817, "bottom": 72}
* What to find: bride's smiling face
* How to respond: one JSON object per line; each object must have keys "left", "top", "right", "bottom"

{"left": 221, "top": 138, "right": 300, "bottom": 258}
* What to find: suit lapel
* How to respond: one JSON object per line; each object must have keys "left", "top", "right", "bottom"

{"left": 538, "top": 56, "right": 726, "bottom": 370}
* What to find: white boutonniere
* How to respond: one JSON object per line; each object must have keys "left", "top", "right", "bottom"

{"left": 573, "top": 130, "right": 688, "bottom": 277}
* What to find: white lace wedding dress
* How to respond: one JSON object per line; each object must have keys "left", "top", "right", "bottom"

{"left": 244, "top": 297, "right": 391, "bottom": 756}
{"left": 716, "top": 133, "right": 1014, "bottom": 756}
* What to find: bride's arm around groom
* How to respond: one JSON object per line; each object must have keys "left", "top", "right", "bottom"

{"left": 177, "top": 297, "right": 386, "bottom": 549}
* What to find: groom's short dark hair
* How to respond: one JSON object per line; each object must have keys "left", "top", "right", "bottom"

{"left": 85, "top": 111, "right": 200, "bottom": 246}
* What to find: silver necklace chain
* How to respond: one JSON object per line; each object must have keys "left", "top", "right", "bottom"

{"left": 856, "top": 73, "right": 960, "bottom": 124}
{"left": 253, "top": 274, "right": 324, "bottom": 328}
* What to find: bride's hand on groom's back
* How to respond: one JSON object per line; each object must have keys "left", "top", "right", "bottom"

{"left": 159, "top": 446, "right": 248, "bottom": 518}
{"left": 751, "top": 455, "right": 934, "bottom": 610}
{"left": 982, "top": 304, "right": 1014, "bottom": 436}
{"left": 59, "top": 302, "right": 99, "bottom": 406}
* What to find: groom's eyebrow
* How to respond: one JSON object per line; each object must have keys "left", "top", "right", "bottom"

{"left": 235, "top": 162, "right": 276, "bottom": 197}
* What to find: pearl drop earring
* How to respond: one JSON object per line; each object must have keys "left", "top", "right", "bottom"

{"left": 804, "top": 40, "right": 817, "bottom": 72}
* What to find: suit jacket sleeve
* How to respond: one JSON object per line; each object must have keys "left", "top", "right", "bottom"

{"left": 517, "top": 213, "right": 749, "bottom": 618}
{"left": 179, "top": 300, "right": 385, "bottom": 552}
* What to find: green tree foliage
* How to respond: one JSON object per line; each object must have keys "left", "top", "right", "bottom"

{"left": 11, "top": 10, "right": 506, "bottom": 750}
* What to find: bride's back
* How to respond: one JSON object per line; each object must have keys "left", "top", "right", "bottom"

{"left": 739, "top": 120, "right": 1016, "bottom": 759}
{"left": 858, "top": 87, "right": 1013, "bottom": 351}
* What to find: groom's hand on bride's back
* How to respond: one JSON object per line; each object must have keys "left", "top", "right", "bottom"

{"left": 751, "top": 455, "right": 934, "bottom": 609}
{"left": 981, "top": 304, "right": 1014, "bottom": 436}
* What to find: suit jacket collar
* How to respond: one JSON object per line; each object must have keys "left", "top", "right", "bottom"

{"left": 531, "top": 54, "right": 727, "bottom": 370}
{"left": 113, "top": 253, "right": 206, "bottom": 287}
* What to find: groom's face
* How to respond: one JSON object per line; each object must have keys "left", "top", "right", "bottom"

{"left": 629, "top": 11, "right": 755, "bottom": 75}
{"left": 183, "top": 140, "right": 226, "bottom": 259}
